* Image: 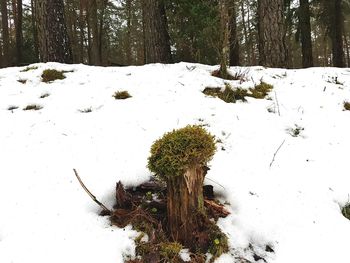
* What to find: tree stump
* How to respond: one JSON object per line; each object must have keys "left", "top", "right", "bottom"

{"left": 167, "top": 165, "right": 205, "bottom": 247}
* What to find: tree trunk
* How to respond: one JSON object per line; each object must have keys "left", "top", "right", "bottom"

{"left": 218, "top": 0, "right": 230, "bottom": 78}
{"left": 126, "top": 0, "right": 132, "bottom": 65}
{"left": 89, "top": 0, "right": 100, "bottom": 65}
{"left": 31, "top": 0, "right": 39, "bottom": 61}
{"left": 167, "top": 165, "right": 205, "bottom": 248}
{"left": 299, "top": 0, "right": 313, "bottom": 67}
{"left": 229, "top": 0, "right": 239, "bottom": 66}
{"left": 35, "top": 0, "right": 73, "bottom": 63}
{"left": 240, "top": 1, "right": 250, "bottom": 64}
{"left": 1, "top": 0, "right": 10, "bottom": 67}
{"left": 142, "top": 0, "right": 172, "bottom": 64}
{"left": 331, "top": 0, "right": 345, "bottom": 67}
{"left": 15, "top": 0, "right": 23, "bottom": 64}
{"left": 258, "top": 0, "right": 287, "bottom": 67}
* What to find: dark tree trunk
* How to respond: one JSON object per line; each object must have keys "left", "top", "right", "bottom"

{"left": 258, "top": 0, "right": 287, "bottom": 67}
{"left": 31, "top": 0, "right": 39, "bottom": 61}
{"left": 35, "top": 0, "right": 73, "bottom": 63}
{"left": 126, "top": 0, "right": 132, "bottom": 65}
{"left": 167, "top": 166, "right": 205, "bottom": 247}
{"left": 15, "top": 0, "right": 23, "bottom": 64}
{"left": 229, "top": 0, "right": 239, "bottom": 66}
{"left": 1, "top": 0, "right": 10, "bottom": 67}
{"left": 88, "top": 0, "right": 100, "bottom": 65}
{"left": 142, "top": 0, "right": 172, "bottom": 64}
{"left": 299, "top": 0, "right": 313, "bottom": 67}
{"left": 331, "top": 0, "right": 345, "bottom": 67}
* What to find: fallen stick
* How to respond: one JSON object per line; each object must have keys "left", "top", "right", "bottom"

{"left": 73, "top": 168, "right": 111, "bottom": 214}
{"left": 269, "top": 139, "right": 286, "bottom": 168}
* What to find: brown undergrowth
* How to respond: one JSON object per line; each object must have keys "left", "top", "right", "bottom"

{"left": 110, "top": 178, "right": 230, "bottom": 263}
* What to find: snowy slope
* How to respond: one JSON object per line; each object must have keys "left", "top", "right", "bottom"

{"left": 0, "top": 62, "right": 349, "bottom": 263}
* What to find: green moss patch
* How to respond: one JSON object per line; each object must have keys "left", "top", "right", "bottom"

{"left": 203, "top": 82, "right": 273, "bottom": 103}
{"left": 41, "top": 69, "right": 66, "bottom": 83}
{"left": 20, "top": 65, "right": 38, "bottom": 72}
{"left": 113, "top": 90, "right": 132, "bottom": 100}
{"left": 342, "top": 203, "right": 350, "bottom": 220}
{"left": 39, "top": 93, "right": 50, "bottom": 99}
{"left": 17, "top": 79, "right": 27, "bottom": 84}
{"left": 344, "top": 101, "right": 350, "bottom": 111}
{"left": 147, "top": 125, "right": 216, "bottom": 180}
{"left": 23, "top": 104, "right": 43, "bottom": 111}
{"left": 7, "top": 105, "right": 19, "bottom": 111}
{"left": 249, "top": 82, "right": 273, "bottom": 99}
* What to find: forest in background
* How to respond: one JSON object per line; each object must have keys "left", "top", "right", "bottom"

{"left": 0, "top": 0, "right": 349, "bottom": 69}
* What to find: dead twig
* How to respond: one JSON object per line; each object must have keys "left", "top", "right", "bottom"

{"left": 73, "top": 168, "right": 111, "bottom": 214}
{"left": 274, "top": 91, "right": 281, "bottom": 116}
{"left": 269, "top": 139, "right": 286, "bottom": 168}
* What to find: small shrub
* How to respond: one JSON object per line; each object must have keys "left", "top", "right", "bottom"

{"left": 148, "top": 125, "right": 216, "bottom": 180}
{"left": 41, "top": 69, "right": 66, "bottom": 83}
{"left": 344, "top": 101, "right": 350, "bottom": 111}
{"left": 113, "top": 90, "right": 132, "bottom": 100}
{"left": 20, "top": 65, "right": 38, "bottom": 72}
{"left": 23, "top": 104, "right": 43, "bottom": 111}
{"left": 342, "top": 203, "right": 350, "bottom": 220}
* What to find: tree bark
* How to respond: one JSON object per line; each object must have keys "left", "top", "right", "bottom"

{"left": 218, "top": 0, "right": 230, "bottom": 78}
{"left": 89, "top": 0, "right": 100, "bottom": 65}
{"left": 1, "top": 0, "right": 10, "bottom": 67}
{"left": 126, "top": 0, "right": 132, "bottom": 65}
{"left": 331, "top": 0, "right": 345, "bottom": 67}
{"left": 229, "top": 0, "right": 239, "bottom": 66}
{"left": 35, "top": 0, "right": 73, "bottom": 63}
{"left": 258, "top": 0, "right": 287, "bottom": 67}
{"left": 142, "top": 0, "right": 172, "bottom": 64}
{"left": 167, "top": 166, "right": 205, "bottom": 247}
{"left": 299, "top": 0, "right": 313, "bottom": 67}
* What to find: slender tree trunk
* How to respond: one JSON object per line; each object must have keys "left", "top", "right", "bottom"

{"left": 258, "top": 0, "right": 287, "bottom": 67}
{"left": 89, "top": 0, "right": 100, "bottom": 65}
{"left": 126, "top": 0, "right": 132, "bottom": 65}
{"left": 331, "top": 0, "right": 345, "bottom": 67}
{"left": 299, "top": 0, "right": 313, "bottom": 67}
{"left": 229, "top": 0, "right": 239, "bottom": 66}
{"left": 167, "top": 165, "right": 205, "bottom": 248}
{"left": 98, "top": 0, "right": 107, "bottom": 65}
{"left": 31, "top": 0, "right": 39, "bottom": 61}
{"left": 142, "top": 0, "right": 172, "bottom": 64}
{"left": 240, "top": 1, "right": 250, "bottom": 64}
{"left": 15, "top": 0, "right": 23, "bottom": 64}
{"left": 78, "top": 0, "right": 85, "bottom": 63}
{"left": 1, "top": 0, "right": 10, "bottom": 67}
{"left": 218, "top": 0, "right": 230, "bottom": 78}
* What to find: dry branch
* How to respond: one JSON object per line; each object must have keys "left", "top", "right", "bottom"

{"left": 269, "top": 139, "right": 286, "bottom": 168}
{"left": 73, "top": 168, "right": 111, "bottom": 214}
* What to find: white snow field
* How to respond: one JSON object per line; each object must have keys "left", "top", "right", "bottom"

{"left": 0, "top": 62, "right": 350, "bottom": 263}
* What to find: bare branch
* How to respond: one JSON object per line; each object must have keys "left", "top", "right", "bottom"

{"left": 73, "top": 168, "right": 111, "bottom": 214}
{"left": 269, "top": 139, "right": 286, "bottom": 168}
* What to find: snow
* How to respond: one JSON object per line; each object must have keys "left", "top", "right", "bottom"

{"left": 0, "top": 62, "right": 350, "bottom": 263}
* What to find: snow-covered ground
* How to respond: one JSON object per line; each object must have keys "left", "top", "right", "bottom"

{"left": 0, "top": 62, "right": 349, "bottom": 263}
